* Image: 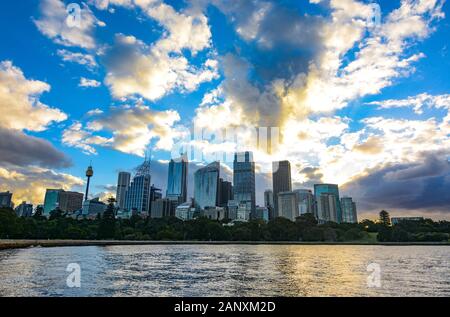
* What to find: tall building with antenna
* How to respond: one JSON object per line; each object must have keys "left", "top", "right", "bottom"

{"left": 123, "top": 154, "right": 152, "bottom": 216}
{"left": 85, "top": 164, "right": 94, "bottom": 201}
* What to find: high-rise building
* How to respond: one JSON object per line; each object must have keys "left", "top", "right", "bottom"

{"left": 317, "top": 193, "right": 338, "bottom": 223}
{"left": 277, "top": 191, "right": 297, "bottom": 221}
{"left": 264, "top": 189, "right": 275, "bottom": 220}
{"left": 233, "top": 152, "right": 256, "bottom": 216}
{"left": 151, "top": 198, "right": 176, "bottom": 218}
{"left": 272, "top": 161, "right": 292, "bottom": 217}
{"left": 314, "top": 184, "right": 342, "bottom": 223}
{"left": 59, "top": 191, "right": 84, "bottom": 213}
{"left": 149, "top": 185, "right": 162, "bottom": 217}
{"left": 0, "top": 191, "right": 13, "bottom": 208}
{"left": 341, "top": 197, "right": 358, "bottom": 223}
{"left": 166, "top": 153, "right": 188, "bottom": 205}
{"left": 294, "top": 189, "right": 315, "bottom": 215}
{"left": 194, "top": 161, "right": 220, "bottom": 210}
{"left": 15, "top": 202, "right": 33, "bottom": 217}
{"left": 124, "top": 157, "right": 152, "bottom": 216}
{"left": 255, "top": 206, "right": 269, "bottom": 222}
{"left": 43, "top": 189, "right": 63, "bottom": 216}
{"left": 116, "top": 172, "right": 131, "bottom": 209}
{"left": 218, "top": 178, "right": 233, "bottom": 207}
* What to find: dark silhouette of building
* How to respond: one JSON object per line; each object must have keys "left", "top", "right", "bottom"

{"left": 272, "top": 160, "right": 292, "bottom": 217}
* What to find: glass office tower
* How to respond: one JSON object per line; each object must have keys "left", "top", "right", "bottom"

{"left": 233, "top": 152, "right": 256, "bottom": 216}
{"left": 116, "top": 172, "right": 131, "bottom": 210}
{"left": 272, "top": 160, "right": 292, "bottom": 217}
{"left": 194, "top": 161, "right": 220, "bottom": 210}
{"left": 314, "top": 184, "right": 342, "bottom": 223}
{"left": 43, "top": 189, "right": 63, "bottom": 216}
{"left": 341, "top": 196, "right": 358, "bottom": 223}
{"left": 124, "top": 157, "right": 152, "bottom": 215}
{"left": 166, "top": 153, "right": 188, "bottom": 204}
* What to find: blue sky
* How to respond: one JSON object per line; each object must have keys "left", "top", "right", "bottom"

{"left": 0, "top": 0, "right": 449, "bottom": 220}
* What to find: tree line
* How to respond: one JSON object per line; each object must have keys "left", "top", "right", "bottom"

{"left": 1, "top": 202, "right": 449, "bottom": 242}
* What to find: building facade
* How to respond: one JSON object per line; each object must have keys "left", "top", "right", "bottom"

{"left": 166, "top": 153, "right": 188, "bottom": 205}
{"left": 194, "top": 161, "right": 220, "bottom": 210}
{"left": 151, "top": 198, "right": 176, "bottom": 218}
{"left": 264, "top": 189, "right": 275, "bottom": 220}
{"left": 272, "top": 161, "right": 292, "bottom": 217}
{"left": 294, "top": 189, "right": 315, "bottom": 215}
{"left": 124, "top": 158, "right": 152, "bottom": 216}
{"left": 233, "top": 152, "right": 256, "bottom": 216}
{"left": 255, "top": 206, "right": 269, "bottom": 222}
{"left": 0, "top": 191, "right": 13, "bottom": 208}
{"left": 43, "top": 189, "right": 63, "bottom": 216}
{"left": 218, "top": 178, "right": 233, "bottom": 207}
{"left": 116, "top": 172, "right": 131, "bottom": 210}
{"left": 317, "top": 193, "right": 338, "bottom": 223}
{"left": 15, "top": 202, "right": 33, "bottom": 217}
{"left": 341, "top": 197, "right": 358, "bottom": 223}
{"left": 278, "top": 191, "right": 297, "bottom": 221}
{"left": 314, "top": 184, "right": 342, "bottom": 223}
{"left": 59, "top": 191, "right": 83, "bottom": 213}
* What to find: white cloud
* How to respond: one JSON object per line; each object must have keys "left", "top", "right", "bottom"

{"left": 103, "top": 0, "right": 216, "bottom": 101}
{"left": 62, "top": 122, "right": 112, "bottom": 155}
{"left": 79, "top": 77, "right": 101, "bottom": 88}
{"left": 0, "top": 60, "right": 67, "bottom": 132}
{"left": 57, "top": 49, "right": 97, "bottom": 69}
{"left": 0, "top": 165, "right": 84, "bottom": 206}
{"left": 368, "top": 93, "right": 450, "bottom": 114}
{"left": 34, "top": 0, "right": 100, "bottom": 49}
{"left": 62, "top": 104, "right": 183, "bottom": 156}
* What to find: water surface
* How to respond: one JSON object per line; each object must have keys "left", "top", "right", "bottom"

{"left": 0, "top": 245, "right": 448, "bottom": 296}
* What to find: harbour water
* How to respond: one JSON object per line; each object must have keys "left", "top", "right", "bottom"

{"left": 0, "top": 245, "right": 448, "bottom": 297}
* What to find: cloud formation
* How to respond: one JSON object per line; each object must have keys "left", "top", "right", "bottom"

{"left": 34, "top": 0, "right": 102, "bottom": 49}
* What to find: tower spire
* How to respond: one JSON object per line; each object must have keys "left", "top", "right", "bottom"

{"left": 85, "top": 163, "right": 94, "bottom": 201}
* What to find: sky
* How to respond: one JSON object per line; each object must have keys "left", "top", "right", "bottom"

{"left": 0, "top": 0, "right": 449, "bottom": 220}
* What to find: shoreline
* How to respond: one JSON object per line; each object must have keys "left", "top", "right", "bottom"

{"left": 1, "top": 240, "right": 449, "bottom": 250}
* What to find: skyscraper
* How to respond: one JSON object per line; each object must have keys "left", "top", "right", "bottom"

{"left": 59, "top": 191, "right": 84, "bottom": 212}
{"left": 314, "top": 184, "right": 341, "bottom": 223}
{"left": 166, "top": 153, "right": 188, "bottom": 205}
{"left": 294, "top": 189, "right": 315, "bottom": 215}
{"left": 233, "top": 152, "right": 256, "bottom": 216}
{"left": 341, "top": 197, "right": 358, "bottom": 223}
{"left": 43, "top": 189, "right": 63, "bottom": 216}
{"left": 264, "top": 189, "right": 274, "bottom": 220}
{"left": 278, "top": 191, "right": 298, "bottom": 221}
{"left": 194, "top": 161, "right": 220, "bottom": 210}
{"left": 317, "top": 193, "right": 338, "bottom": 223}
{"left": 218, "top": 178, "right": 233, "bottom": 207}
{"left": 0, "top": 191, "right": 13, "bottom": 208}
{"left": 272, "top": 160, "right": 292, "bottom": 217}
{"left": 116, "top": 172, "right": 131, "bottom": 209}
{"left": 124, "top": 157, "right": 152, "bottom": 216}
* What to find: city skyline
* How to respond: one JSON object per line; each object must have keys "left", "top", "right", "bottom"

{"left": 0, "top": 0, "right": 449, "bottom": 221}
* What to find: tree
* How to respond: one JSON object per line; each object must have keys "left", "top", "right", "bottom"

{"left": 97, "top": 197, "right": 116, "bottom": 239}
{"left": 379, "top": 210, "right": 391, "bottom": 226}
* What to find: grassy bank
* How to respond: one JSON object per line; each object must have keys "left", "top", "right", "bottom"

{"left": 1, "top": 239, "right": 449, "bottom": 250}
